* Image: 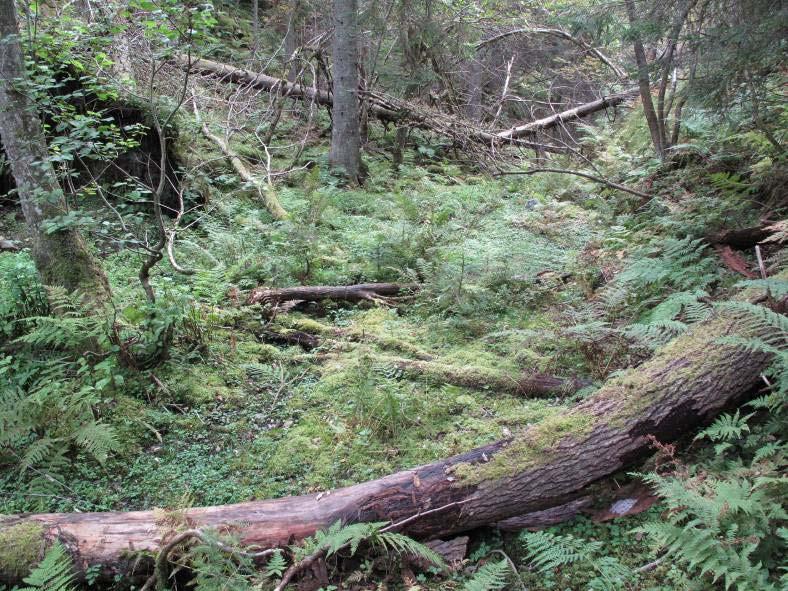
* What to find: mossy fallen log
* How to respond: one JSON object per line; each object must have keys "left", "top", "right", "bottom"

{"left": 247, "top": 282, "right": 418, "bottom": 305}
{"left": 0, "top": 304, "right": 773, "bottom": 584}
{"left": 370, "top": 355, "right": 588, "bottom": 397}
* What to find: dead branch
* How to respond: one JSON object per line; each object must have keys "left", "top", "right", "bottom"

{"left": 477, "top": 27, "right": 627, "bottom": 79}
{"left": 496, "top": 167, "right": 651, "bottom": 199}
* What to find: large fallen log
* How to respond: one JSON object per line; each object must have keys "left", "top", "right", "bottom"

{"left": 0, "top": 302, "right": 773, "bottom": 583}
{"left": 370, "top": 355, "right": 588, "bottom": 397}
{"left": 246, "top": 282, "right": 417, "bottom": 305}
{"left": 176, "top": 55, "right": 634, "bottom": 152}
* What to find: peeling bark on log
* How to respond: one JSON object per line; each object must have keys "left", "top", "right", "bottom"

{"left": 714, "top": 245, "right": 757, "bottom": 278}
{"left": 247, "top": 282, "right": 417, "bottom": 305}
{"left": 176, "top": 55, "right": 633, "bottom": 152}
{"left": 0, "top": 304, "right": 772, "bottom": 583}
{"left": 495, "top": 497, "right": 592, "bottom": 530}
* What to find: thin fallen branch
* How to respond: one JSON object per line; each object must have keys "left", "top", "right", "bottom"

{"left": 192, "top": 97, "right": 288, "bottom": 220}
{"left": 494, "top": 88, "right": 639, "bottom": 141}
{"left": 496, "top": 167, "right": 651, "bottom": 199}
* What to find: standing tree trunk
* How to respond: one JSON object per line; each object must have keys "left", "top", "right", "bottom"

{"left": 251, "top": 0, "right": 259, "bottom": 56}
{"left": 624, "top": 0, "right": 664, "bottom": 159}
{"left": 0, "top": 0, "right": 110, "bottom": 301}
{"left": 283, "top": 0, "right": 301, "bottom": 82}
{"left": 328, "top": 0, "right": 363, "bottom": 183}
{"left": 465, "top": 51, "right": 484, "bottom": 121}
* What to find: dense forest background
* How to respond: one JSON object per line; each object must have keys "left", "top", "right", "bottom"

{"left": 0, "top": 0, "right": 785, "bottom": 590}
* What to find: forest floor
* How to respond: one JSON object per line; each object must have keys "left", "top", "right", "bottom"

{"left": 1, "top": 104, "right": 778, "bottom": 589}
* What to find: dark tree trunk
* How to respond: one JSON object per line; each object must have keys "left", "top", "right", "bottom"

{"left": 0, "top": 305, "right": 772, "bottom": 583}
{"left": 0, "top": 0, "right": 110, "bottom": 301}
{"left": 624, "top": 0, "right": 665, "bottom": 158}
{"left": 709, "top": 224, "right": 774, "bottom": 249}
{"left": 283, "top": 0, "right": 302, "bottom": 82}
{"left": 465, "top": 51, "right": 484, "bottom": 121}
{"left": 328, "top": 0, "right": 362, "bottom": 182}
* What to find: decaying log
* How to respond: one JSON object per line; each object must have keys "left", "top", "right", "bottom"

{"left": 708, "top": 224, "right": 774, "bottom": 250}
{"left": 495, "top": 497, "right": 592, "bottom": 531}
{"left": 247, "top": 282, "right": 417, "bottom": 305}
{"left": 372, "top": 355, "right": 588, "bottom": 397}
{"left": 0, "top": 300, "right": 773, "bottom": 583}
{"left": 175, "top": 55, "right": 634, "bottom": 153}
{"left": 258, "top": 327, "right": 321, "bottom": 349}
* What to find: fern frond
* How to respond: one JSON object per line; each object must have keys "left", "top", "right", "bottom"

{"left": 20, "top": 541, "right": 76, "bottom": 591}
{"left": 72, "top": 422, "right": 120, "bottom": 464}
{"left": 463, "top": 559, "right": 510, "bottom": 591}
{"left": 377, "top": 531, "right": 445, "bottom": 567}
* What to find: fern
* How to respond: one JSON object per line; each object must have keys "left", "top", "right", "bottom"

{"left": 20, "top": 542, "right": 76, "bottom": 591}
{"left": 463, "top": 559, "right": 510, "bottom": 591}
{"left": 520, "top": 531, "right": 631, "bottom": 590}
{"left": 72, "top": 422, "right": 120, "bottom": 464}
{"left": 264, "top": 549, "right": 286, "bottom": 579}
{"left": 292, "top": 520, "right": 445, "bottom": 567}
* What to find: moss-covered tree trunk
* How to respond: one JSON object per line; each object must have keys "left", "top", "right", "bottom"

{"left": 0, "top": 305, "right": 772, "bottom": 583}
{"left": 0, "top": 0, "right": 110, "bottom": 301}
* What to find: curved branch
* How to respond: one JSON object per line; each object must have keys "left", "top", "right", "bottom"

{"left": 495, "top": 167, "right": 651, "bottom": 199}
{"left": 476, "top": 28, "right": 627, "bottom": 79}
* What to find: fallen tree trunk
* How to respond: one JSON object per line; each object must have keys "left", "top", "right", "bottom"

{"left": 0, "top": 303, "right": 772, "bottom": 583}
{"left": 708, "top": 224, "right": 774, "bottom": 250}
{"left": 372, "top": 355, "right": 588, "bottom": 397}
{"left": 495, "top": 88, "right": 639, "bottom": 141}
{"left": 177, "top": 55, "right": 634, "bottom": 152}
{"left": 247, "top": 282, "right": 417, "bottom": 305}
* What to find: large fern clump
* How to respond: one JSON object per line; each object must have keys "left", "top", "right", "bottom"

{"left": 0, "top": 252, "right": 48, "bottom": 340}
{"left": 0, "top": 284, "right": 122, "bottom": 498}
{"left": 520, "top": 530, "right": 632, "bottom": 591}
{"left": 634, "top": 284, "right": 788, "bottom": 591}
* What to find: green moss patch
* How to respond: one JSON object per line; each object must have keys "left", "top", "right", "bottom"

{"left": 0, "top": 522, "right": 46, "bottom": 579}
{"left": 452, "top": 411, "right": 596, "bottom": 486}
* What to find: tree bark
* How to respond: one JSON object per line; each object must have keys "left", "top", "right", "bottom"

{"left": 0, "top": 0, "right": 111, "bottom": 301}
{"left": 624, "top": 0, "right": 665, "bottom": 158}
{"left": 0, "top": 304, "right": 772, "bottom": 583}
{"left": 246, "top": 282, "right": 417, "bottom": 305}
{"left": 251, "top": 0, "right": 259, "bottom": 56}
{"left": 328, "top": 0, "right": 363, "bottom": 182}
